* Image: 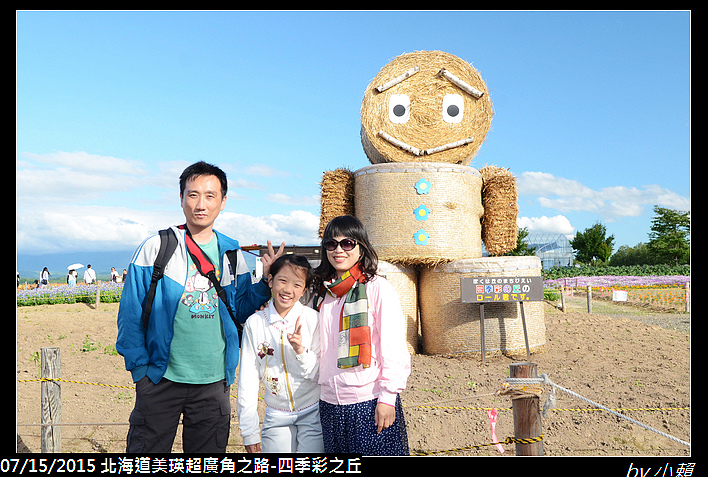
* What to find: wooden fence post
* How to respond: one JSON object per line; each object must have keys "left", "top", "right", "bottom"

{"left": 685, "top": 283, "right": 690, "bottom": 313}
{"left": 479, "top": 303, "right": 486, "bottom": 365}
{"left": 40, "top": 347, "right": 61, "bottom": 453}
{"left": 95, "top": 280, "right": 100, "bottom": 307}
{"left": 560, "top": 286, "right": 566, "bottom": 312}
{"left": 586, "top": 285, "right": 592, "bottom": 313}
{"left": 509, "top": 362, "right": 544, "bottom": 456}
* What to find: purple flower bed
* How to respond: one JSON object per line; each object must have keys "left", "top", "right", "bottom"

{"left": 545, "top": 275, "right": 691, "bottom": 289}
{"left": 17, "top": 283, "right": 124, "bottom": 306}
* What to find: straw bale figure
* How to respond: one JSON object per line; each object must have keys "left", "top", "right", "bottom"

{"left": 319, "top": 50, "right": 517, "bottom": 260}
{"left": 318, "top": 51, "right": 541, "bottom": 356}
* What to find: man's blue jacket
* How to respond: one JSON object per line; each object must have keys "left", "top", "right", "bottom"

{"left": 116, "top": 225, "right": 271, "bottom": 385}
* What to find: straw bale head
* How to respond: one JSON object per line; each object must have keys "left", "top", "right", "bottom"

{"left": 361, "top": 50, "right": 493, "bottom": 165}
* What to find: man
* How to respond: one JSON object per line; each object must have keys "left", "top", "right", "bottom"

{"left": 116, "top": 161, "right": 284, "bottom": 453}
{"left": 83, "top": 265, "right": 96, "bottom": 285}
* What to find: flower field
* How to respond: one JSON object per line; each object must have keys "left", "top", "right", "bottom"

{"left": 16, "top": 283, "right": 124, "bottom": 306}
{"left": 630, "top": 286, "right": 689, "bottom": 310}
{"left": 16, "top": 265, "right": 690, "bottom": 311}
{"left": 541, "top": 264, "right": 691, "bottom": 311}
{"left": 544, "top": 275, "right": 690, "bottom": 312}
{"left": 544, "top": 274, "right": 690, "bottom": 289}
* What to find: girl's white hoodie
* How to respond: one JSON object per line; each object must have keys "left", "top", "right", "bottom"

{"left": 237, "top": 300, "right": 320, "bottom": 446}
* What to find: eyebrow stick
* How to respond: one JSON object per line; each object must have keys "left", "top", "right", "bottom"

{"left": 438, "top": 68, "right": 484, "bottom": 99}
{"left": 375, "top": 66, "right": 420, "bottom": 93}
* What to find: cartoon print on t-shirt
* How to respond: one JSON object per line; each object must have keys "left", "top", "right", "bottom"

{"left": 181, "top": 264, "right": 218, "bottom": 315}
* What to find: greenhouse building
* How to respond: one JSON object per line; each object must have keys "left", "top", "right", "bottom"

{"left": 526, "top": 233, "right": 574, "bottom": 269}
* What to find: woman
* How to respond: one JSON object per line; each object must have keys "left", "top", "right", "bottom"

{"left": 39, "top": 267, "right": 50, "bottom": 289}
{"left": 312, "top": 215, "right": 410, "bottom": 455}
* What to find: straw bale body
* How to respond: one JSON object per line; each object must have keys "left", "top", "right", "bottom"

{"left": 354, "top": 163, "right": 484, "bottom": 265}
{"left": 419, "top": 256, "right": 546, "bottom": 356}
{"left": 377, "top": 261, "right": 419, "bottom": 354}
{"left": 360, "top": 50, "right": 493, "bottom": 166}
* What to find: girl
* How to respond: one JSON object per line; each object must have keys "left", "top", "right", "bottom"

{"left": 237, "top": 254, "right": 323, "bottom": 453}
{"left": 313, "top": 215, "right": 410, "bottom": 455}
{"left": 67, "top": 269, "right": 77, "bottom": 287}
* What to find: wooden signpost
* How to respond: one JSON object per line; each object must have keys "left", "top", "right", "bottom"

{"left": 460, "top": 276, "right": 543, "bottom": 363}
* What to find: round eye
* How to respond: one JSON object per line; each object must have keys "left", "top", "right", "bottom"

{"left": 442, "top": 94, "right": 464, "bottom": 124}
{"left": 388, "top": 94, "right": 410, "bottom": 124}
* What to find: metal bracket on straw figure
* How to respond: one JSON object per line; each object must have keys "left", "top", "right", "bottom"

{"left": 461, "top": 276, "right": 544, "bottom": 364}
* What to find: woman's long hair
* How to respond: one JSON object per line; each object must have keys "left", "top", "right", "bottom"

{"left": 313, "top": 215, "right": 379, "bottom": 290}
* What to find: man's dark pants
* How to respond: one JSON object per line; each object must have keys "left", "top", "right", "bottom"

{"left": 126, "top": 377, "right": 231, "bottom": 453}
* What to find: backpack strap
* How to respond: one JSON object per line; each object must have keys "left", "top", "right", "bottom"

{"left": 141, "top": 228, "right": 178, "bottom": 329}
{"left": 178, "top": 224, "right": 239, "bottom": 327}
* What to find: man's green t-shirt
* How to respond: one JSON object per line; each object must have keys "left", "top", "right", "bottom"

{"left": 164, "top": 234, "right": 226, "bottom": 384}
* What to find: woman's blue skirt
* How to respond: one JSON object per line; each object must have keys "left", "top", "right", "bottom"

{"left": 319, "top": 395, "right": 409, "bottom": 455}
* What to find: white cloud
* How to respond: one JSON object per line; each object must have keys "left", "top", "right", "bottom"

{"left": 517, "top": 171, "right": 690, "bottom": 218}
{"left": 17, "top": 151, "right": 153, "bottom": 204}
{"left": 517, "top": 171, "right": 594, "bottom": 198}
{"left": 21, "top": 151, "right": 147, "bottom": 176}
{"left": 266, "top": 193, "right": 319, "bottom": 206}
{"left": 642, "top": 185, "right": 691, "bottom": 211}
{"left": 16, "top": 167, "right": 145, "bottom": 203}
{"left": 16, "top": 206, "right": 183, "bottom": 254}
{"left": 16, "top": 204, "right": 321, "bottom": 254}
{"left": 517, "top": 215, "right": 575, "bottom": 238}
{"left": 16, "top": 150, "right": 179, "bottom": 255}
{"left": 229, "top": 178, "right": 263, "bottom": 191}
{"left": 243, "top": 163, "right": 289, "bottom": 178}
{"left": 216, "top": 210, "right": 319, "bottom": 246}
{"left": 16, "top": 151, "right": 323, "bottom": 254}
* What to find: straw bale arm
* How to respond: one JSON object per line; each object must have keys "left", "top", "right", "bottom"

{"left": 480, "top": 166, "right": 518, "bottom": 256}
{"left": 318, "top": 168, "right": 355, "bottom": 238}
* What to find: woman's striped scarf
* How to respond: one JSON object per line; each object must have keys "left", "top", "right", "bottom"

{"left": 314, "top": 264, "right": 371, "bottom": 369}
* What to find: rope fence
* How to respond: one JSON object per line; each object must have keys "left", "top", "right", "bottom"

{"left": 18, "top": 370, "right": 690, "bottom": 455}
{"left": 504, "top": 374, "right": 691, "bottom": 448}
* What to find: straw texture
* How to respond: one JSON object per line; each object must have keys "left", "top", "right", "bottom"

{"left": 360, "top": 50, "right": 493, "bottom": 166}
{"left": 419, "top": 256, "right": 546, "bottom": 357}
{"left": 318, "top": 168, "right": 355, "bottom": 238}
{"left": 377, "top": 261, "right": 419, "bottom": 355}
{"left": 480, "top": 165, "right": 518, "bottom": 256}
{"left": 354, "top": 163, "right": 484, "bottom": 266}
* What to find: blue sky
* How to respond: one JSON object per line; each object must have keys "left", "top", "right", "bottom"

{"left": 16, "top": 10, "right": 690, "bottom": 257}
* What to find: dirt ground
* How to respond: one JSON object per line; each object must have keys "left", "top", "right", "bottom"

{"left": 16, "top": 294, "right": 690, "bottom": 456}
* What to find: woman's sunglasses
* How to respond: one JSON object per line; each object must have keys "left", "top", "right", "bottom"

{"left": 322, "top": 238, "right": 358, "bottom": 252}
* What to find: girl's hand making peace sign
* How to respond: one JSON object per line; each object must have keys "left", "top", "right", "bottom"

{"left": 287, "top": 317, "right": 305, "bottom": 354}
